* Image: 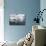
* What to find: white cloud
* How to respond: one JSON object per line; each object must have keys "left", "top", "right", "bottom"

{"left": 10, "top": 14, "right": 25, "bottom": 22}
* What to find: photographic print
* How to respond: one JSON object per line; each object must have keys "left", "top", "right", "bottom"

{"left": 9, "top": 14, "right": 26, "bottom": 25}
